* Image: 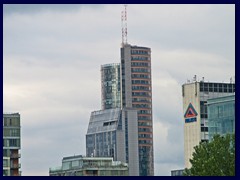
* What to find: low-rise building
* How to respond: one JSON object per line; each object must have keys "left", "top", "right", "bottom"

{"left": 171, "top": 169, "right": 184, "bottom": 176}
{"left": 49, "top": 155, "right": 128, "bottom": 176}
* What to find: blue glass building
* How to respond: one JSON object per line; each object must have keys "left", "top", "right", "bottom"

{"left": 207, "top": 95, "right": 235, "bottom": 141}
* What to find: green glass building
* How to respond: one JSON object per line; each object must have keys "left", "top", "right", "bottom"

{"left": 207, "top": 95, "right": 235, "bottom": 141}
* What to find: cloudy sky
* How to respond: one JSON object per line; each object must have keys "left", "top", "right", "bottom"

{"left": 3, "top": 4, "right": 235, "bottom": 176}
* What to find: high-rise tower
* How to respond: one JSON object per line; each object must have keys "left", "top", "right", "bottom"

{"left": 121, "top": 44, "right": 154, "bottom": 176}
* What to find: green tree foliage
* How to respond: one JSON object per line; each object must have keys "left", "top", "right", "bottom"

{"left": 183, "top": 134, "right": 235, "bottom": 176}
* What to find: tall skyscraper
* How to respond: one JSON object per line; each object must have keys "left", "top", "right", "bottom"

{"left": 3, "top": 113, "right": 21, "bottom": 176}
{"left": 182, "top": 78, "right": 235, "bottom": 168}
{"left": 121, "top": 44, "right": 154, "bottom": 176}
{"left": 101, "top": 63, "right": 121, "bottom": 110}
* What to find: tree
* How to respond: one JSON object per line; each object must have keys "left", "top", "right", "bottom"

{"left": 183, "top": 134, "right": 235, "bottom": 176}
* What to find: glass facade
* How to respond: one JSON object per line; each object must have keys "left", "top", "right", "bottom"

{"left": 3, "top": 113, "right": 21, "bottom": 176}
{"left": 86, "top": 107, "right": 139, "bottom": 175}
{"left": 199, "top": 82, "right": 235, "bottom": 141}
{"left": 101, "top": 64, "right": 121, "bottom": 110}
{"left": 207, "top": 95, "right": 235, "bottom": 141}
{"left": 49, "top": 155, "right": 128, "bottom": 176}
{"left": 121, "top": 44, "right": 154, "bottom": 176}
{"left": 86, "top": 108, "right": 121, "bottom": 160}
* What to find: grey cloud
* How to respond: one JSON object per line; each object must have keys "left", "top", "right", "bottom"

{"left": 3, "top": 4, "right": 234, "bottom": 176}
{"left": 129, "top": 4, "right": 234, "bottom": 60}
{"left": 3, "top": 4, "right": 104, "bottom": 16}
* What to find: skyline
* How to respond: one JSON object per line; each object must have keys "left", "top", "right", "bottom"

{"left": 3, "top": 4, "right": 235, "bottom": 175}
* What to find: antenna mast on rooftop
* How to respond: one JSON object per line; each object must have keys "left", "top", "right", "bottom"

{"left": 121, "top": 4, "right": 128, "bottom": 45}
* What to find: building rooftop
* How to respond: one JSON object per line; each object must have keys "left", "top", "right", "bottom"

{"left": 183, "top": 75, "right": 235, "bottom": 85}
{"left": 101, "top": 63, "right": 120, "bottom": 68}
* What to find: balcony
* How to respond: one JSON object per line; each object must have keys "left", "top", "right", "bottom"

{"left": 11, "top": 163, "right": 21, "bottom": 169}
{"left": 10, "top": 153, "right": 21, "bottom": 158}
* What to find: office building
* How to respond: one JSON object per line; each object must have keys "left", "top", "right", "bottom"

{"left": 3, "top": 113, "right": 21, "bottom": 176}
{"left": 86, "top": 108, "right": 139, "bottom": 176}
{"left": 182, "top": 77, "right": 235, "bottom": 168}
{"left": 207, "top": 95, "right": 235, "bottom": 141}
{"left": 49, "top": 155, "right": 128, "bottom": 176}
{"left": 101, "top": 63, "right": 121, "bottom": 110}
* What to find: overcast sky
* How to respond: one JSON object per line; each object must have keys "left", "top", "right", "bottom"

{"left": 3, "top": 4, "right": 235, "bottom": 176}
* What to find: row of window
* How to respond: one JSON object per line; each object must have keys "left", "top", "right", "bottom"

{"left": 138, "top": 110, "right": 152, "bottom": 114}
{"left": 199, "top": 82, "right": 235, "bottom": 93}
{"left": 139, "top": 134, "right": 152, "bottom": 138}
{"left": 132, "top": 68, "right": 150, "bottom": 73}
{"left": 132, "top": 80, "right": 150, "bottom": 85}
{"left": 132, "top": 86, "right": 151, "bottom": 91}
{"left": 131, "top": 50, "right": 149, "bottom": 55}
{"left": 86, "top": 132, "right": 116, "bottom": 142}
{"left": 139, "top": 128, "right": 152, "bottom": 132}
{"left": 132, "top": 74, "right": 150, "bottom": 79}
{"left": 131, "top": 62, "right": 150, "bottom": 67}
{"left": 132, "top": 92, "right": 151, "bottom": 97}
{"left": 3, "top": 139, "right": 20, "bottom": 147}
{"left": 103, "top": 92, "right": 121, "bottom": 99}
{"left": 102, "top": 76, "right": 119, "bottom": 82}
{"left": 3, "top": 118, "right": 20, "bottom": 127}
{"left": 139, "top": 140, "right": 153, "bottom": 144}
{"left": 138, "top": 121, "right": 152, "bottom": 127}
{"left": 132, "top": 98, "right": 151, "bottom": 103}
{"left": 133, "top": 104, "right": 151, "bottom": 108}
{"left": 138, "top": 116, "right": 152, "bottom": 120}
{"left": 103, "top": 81, "right": 120, "bottom": 87}
{"left": 131, "top": 56, "right": 149, "bottom": 61}
{"left": 201, "top": 127, "right": 208, "bottom": 132}
{"left": 200, "top": 82, "right": 235, "bottom": 89}
{"left": 3, "top": 129, "right": 20, "bottom": 137}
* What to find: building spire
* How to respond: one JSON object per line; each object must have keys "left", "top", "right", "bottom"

{"left": 121, "top": 4, "right": 128, "bottom": 45}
